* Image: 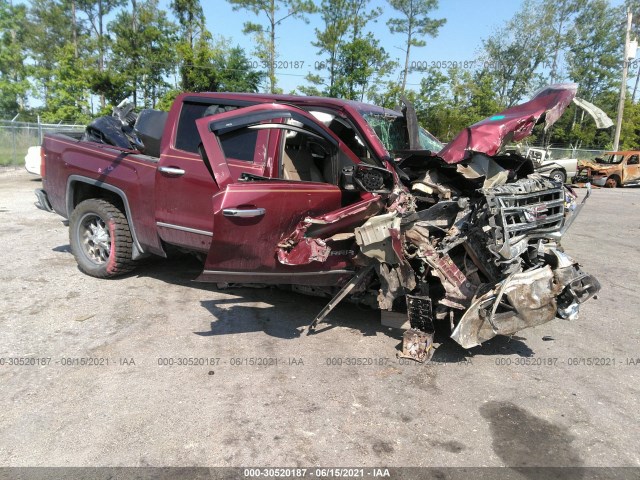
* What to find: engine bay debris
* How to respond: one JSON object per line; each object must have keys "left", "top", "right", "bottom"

{"left": 278, "top": 84, "right": 600, "bottom": 358}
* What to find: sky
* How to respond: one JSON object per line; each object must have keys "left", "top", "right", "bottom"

{"left": 163, "top": 0, "right": 523, "bottom": 93}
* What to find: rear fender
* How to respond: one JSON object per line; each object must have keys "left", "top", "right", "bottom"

{"left": 65, "top": 175, "right": 150, "bottom": 259}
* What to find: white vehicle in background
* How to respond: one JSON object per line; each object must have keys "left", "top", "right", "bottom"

{"left": 525, "top": 147, "right": 578, "bottom": 184}
{"left": 24, "top": 146, "right": 41, "bottom": 176}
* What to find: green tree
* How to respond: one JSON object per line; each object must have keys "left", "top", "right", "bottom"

{"left": 619, "top": 97, "right": 640, "bottom": 149}
{"left": 26, "top": 0, "right": 76, "bottom": 110}
{"left": 77, "top": 0, "right": 126, "bottom": 108}
{"left": 480, "top": 1, "right": 548, "bottom": 107}
{"left": 0, "top": 0, "right": 29, "bottom": 115}
{"left": 228, "top": 0, "right": 316, "bottom": 93}
{"left": 174, "top": 35, "right": 265, "bottom": 93}
{"left": 170, "top": 0, "right": 209, "bottom": 91}
{"left": 566, "top": 0, "right": 620, "bottom": 101}
{"left": 334, "top": 33, "right": 396, "bottom": 101}
{"left": 303, "top": 0, "right": 351, "bottom": 97}
{"left": 386, "top": 0, "right": 445, "bottom": 93}
{"left": 302, "top": 0, "right": 389, "bottom": 101}
{"left": 40, "top": 43, "right": 92, "bottom": 123}
{"left": 110, "top": 0, "right": 178, "bottom": 107}
{"left": 214, "top": 45, "right": 264, "bottom": 92}
{"left": 541, "top": 0, "right": 584, "bottom": 83}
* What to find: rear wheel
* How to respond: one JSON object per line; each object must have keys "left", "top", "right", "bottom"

{"left": 549, "top": 169, "right": 566, "bottom": 183}
{"left": 605, "top": 176, "right": 620, "bottom": 188}
{"left": 69, "top": 199, "right": 135, "bottom": 278}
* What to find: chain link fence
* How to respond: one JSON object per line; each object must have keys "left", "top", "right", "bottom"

{"left": 546, "top": 147, "right": 608, "bottom": 161}
{"left": 510, "top": 143, "right": 609, "bottom": 162}
{"left": 0, "top": 119, "right": 85, "bottom": 166}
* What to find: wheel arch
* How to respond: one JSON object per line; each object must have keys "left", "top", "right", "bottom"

{"left": 66, "top": 175, "right": 146, "bottom": 259}
{"left": 605, "top": 173, "right": 622, "bottom": 187}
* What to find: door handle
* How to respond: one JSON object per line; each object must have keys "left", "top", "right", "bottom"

{"left": 222, "top": 208, "right": 266, "bottom": 218}
{"left": 158, "top": 166, "right": 186, "bottom": 176}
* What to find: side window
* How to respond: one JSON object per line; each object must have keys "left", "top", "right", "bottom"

{"left": 218, "top": 129, "right": 259, "bottom": 163}
{"left": 175, "top": 101, "right": 241, "bottom": 153}
{"left": 279, "top": 128, "right": 333, "bottom": 183}
{"left": 628, "top": 155, "right": 639, "bottom": 165}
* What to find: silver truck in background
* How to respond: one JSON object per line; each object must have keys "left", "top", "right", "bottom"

{"left": 526, "top": 147, "right": 578, "bottom": 184}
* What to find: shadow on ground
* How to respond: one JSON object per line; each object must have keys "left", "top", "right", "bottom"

{"left": 480, "top": 400, "right": 584, "bottom": 478}
{"left": 53, "top": 246, "right": 539, "bottom": 361}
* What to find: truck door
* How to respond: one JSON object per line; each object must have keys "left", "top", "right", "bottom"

{"left": 155, "top": 98, "right": 266, "bottom": 253}
{"left": 624, "top": 154, "right": 640, "bottom": 184}
{"left": 195, "top": 104, "right": 358, "bottom": 286}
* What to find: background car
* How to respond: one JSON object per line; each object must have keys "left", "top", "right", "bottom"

{"left": 24, "top": 146, "right": 41, "bottom": 176}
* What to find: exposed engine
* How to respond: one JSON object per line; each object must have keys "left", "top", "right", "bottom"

{"left": 283, "top": 83, "right": 601, "bottom": 361}
{"left": 339, "top": 149, "right": 600, "bottom": 356}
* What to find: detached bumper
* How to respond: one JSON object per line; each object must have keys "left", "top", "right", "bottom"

{"left": 451, "top": 259, "right": 600, "bottom": 349}
{"left": 34, "top": 189, "right": 54, "bottom": 213}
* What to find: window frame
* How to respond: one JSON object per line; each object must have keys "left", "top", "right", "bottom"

{"left": 173, "top": 97, "right": 255, "bottom": 154}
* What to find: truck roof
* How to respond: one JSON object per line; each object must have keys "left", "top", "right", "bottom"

{"left": 603, "top": 151, "right": 640, "bottom": 155}
{"left": 176, "top": 92, "right": 397, "bottom": 115}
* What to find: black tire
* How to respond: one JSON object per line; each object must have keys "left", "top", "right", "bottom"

{"left": 549, "top": 169, "right": 566, "bottom": 183}
{"left": 69, "top": 199, "right": 135, "bottom": 278}
{"left": 605, "top": 175, "right": 620, "bottom": 188}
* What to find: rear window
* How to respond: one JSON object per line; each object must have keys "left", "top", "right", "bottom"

{"left": 174, "top": 101, "right": 247, "bottom": 153}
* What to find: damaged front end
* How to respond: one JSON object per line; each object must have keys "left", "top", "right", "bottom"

{"left": 279, "top": 84, "right": 600, "bottom": 359}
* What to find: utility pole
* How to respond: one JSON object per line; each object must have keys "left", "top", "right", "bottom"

{"left": 613, "top": 8, "right": 633, "bottom": 152}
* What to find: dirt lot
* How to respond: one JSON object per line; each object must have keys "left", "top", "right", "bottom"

{"left": 0, "top": 169, "right": 639, "bottom": 470}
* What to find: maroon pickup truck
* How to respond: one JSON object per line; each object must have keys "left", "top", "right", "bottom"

{"left": 36, "top": 86, "right": 600, "bottom": 359}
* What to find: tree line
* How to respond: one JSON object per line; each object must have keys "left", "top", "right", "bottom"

{"left": 1, "top": 0, "right": 639, "bottom": 149}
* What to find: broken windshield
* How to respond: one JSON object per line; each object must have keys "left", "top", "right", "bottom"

{"left": 361, "top": 112, "right": 443, "bottom": 154}
{"left": 597, "top": 154, "right": 624, "bottom": 164}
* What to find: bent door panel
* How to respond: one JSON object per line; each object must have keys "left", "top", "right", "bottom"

{"left": 195, "top": 104, "right": 355, "bottom": 285}
{"left": 624, "top": 154, "right": 640, "bottom": 184}
{"left": 199, "top": 182, "right": 350, "bottom": 285}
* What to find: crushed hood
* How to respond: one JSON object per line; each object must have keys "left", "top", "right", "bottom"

{"left": 438, "top": 83, "right": 578, "bottom": 164}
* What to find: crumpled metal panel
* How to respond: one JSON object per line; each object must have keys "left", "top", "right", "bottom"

{"left": 276, "top": 197, "right": 384, "bottom": 266}
{"left": 572, "top": 97, "right": 614, "bottom": 129}
{"left": 277, "top": 237, "right": 331, "bottom": 265}
{"left": 376, "top": 263, "right": 416, "bottom": 310}
{"left": 354, "top": 212, "right": 402, "bottom": 264}
{"left": 400, "top": 329, "right": 434, "bottom": 363}
{"left": 438, "top": 84, "right": 577, "bottom": 164}
{"left": 450, "top": 266, "right": 562, "bottom": 348}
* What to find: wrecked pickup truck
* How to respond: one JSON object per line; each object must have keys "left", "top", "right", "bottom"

{"left": 573, "top": 151, "right": 640, "bottom": 187}
{"left": 36, "top": 84, "right": 599, "bottom": 359}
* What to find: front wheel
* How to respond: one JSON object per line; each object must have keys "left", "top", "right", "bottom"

{"left": 604, "top": 176, "right": 620, "bottom": 188}
{"left": 69, "top": 199, "right": 135, "bottom": 278}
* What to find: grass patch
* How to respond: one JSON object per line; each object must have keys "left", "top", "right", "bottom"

{"left": 0, "top": 131, "right": 35, "bottom": 166}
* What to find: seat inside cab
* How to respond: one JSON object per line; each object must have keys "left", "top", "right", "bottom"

{"left": 281, "top": 130, "right": 326, "bottom": 182}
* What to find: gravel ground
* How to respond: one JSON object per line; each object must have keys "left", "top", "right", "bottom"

{"left": 0, "top": 170, "right": 638, "bottom": 469}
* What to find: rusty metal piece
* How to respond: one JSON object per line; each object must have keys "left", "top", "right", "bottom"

{"left": 375, "top": 263, "right": 416, "bottom": 310}
{"left": 406, "top": 294, "right": 434, "bottom": 333}
{"left": 399, "top": 329, "right": 434, "bottom": 363}
{"left": 405, "top": 225, "right": 474, "bottom": 305}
